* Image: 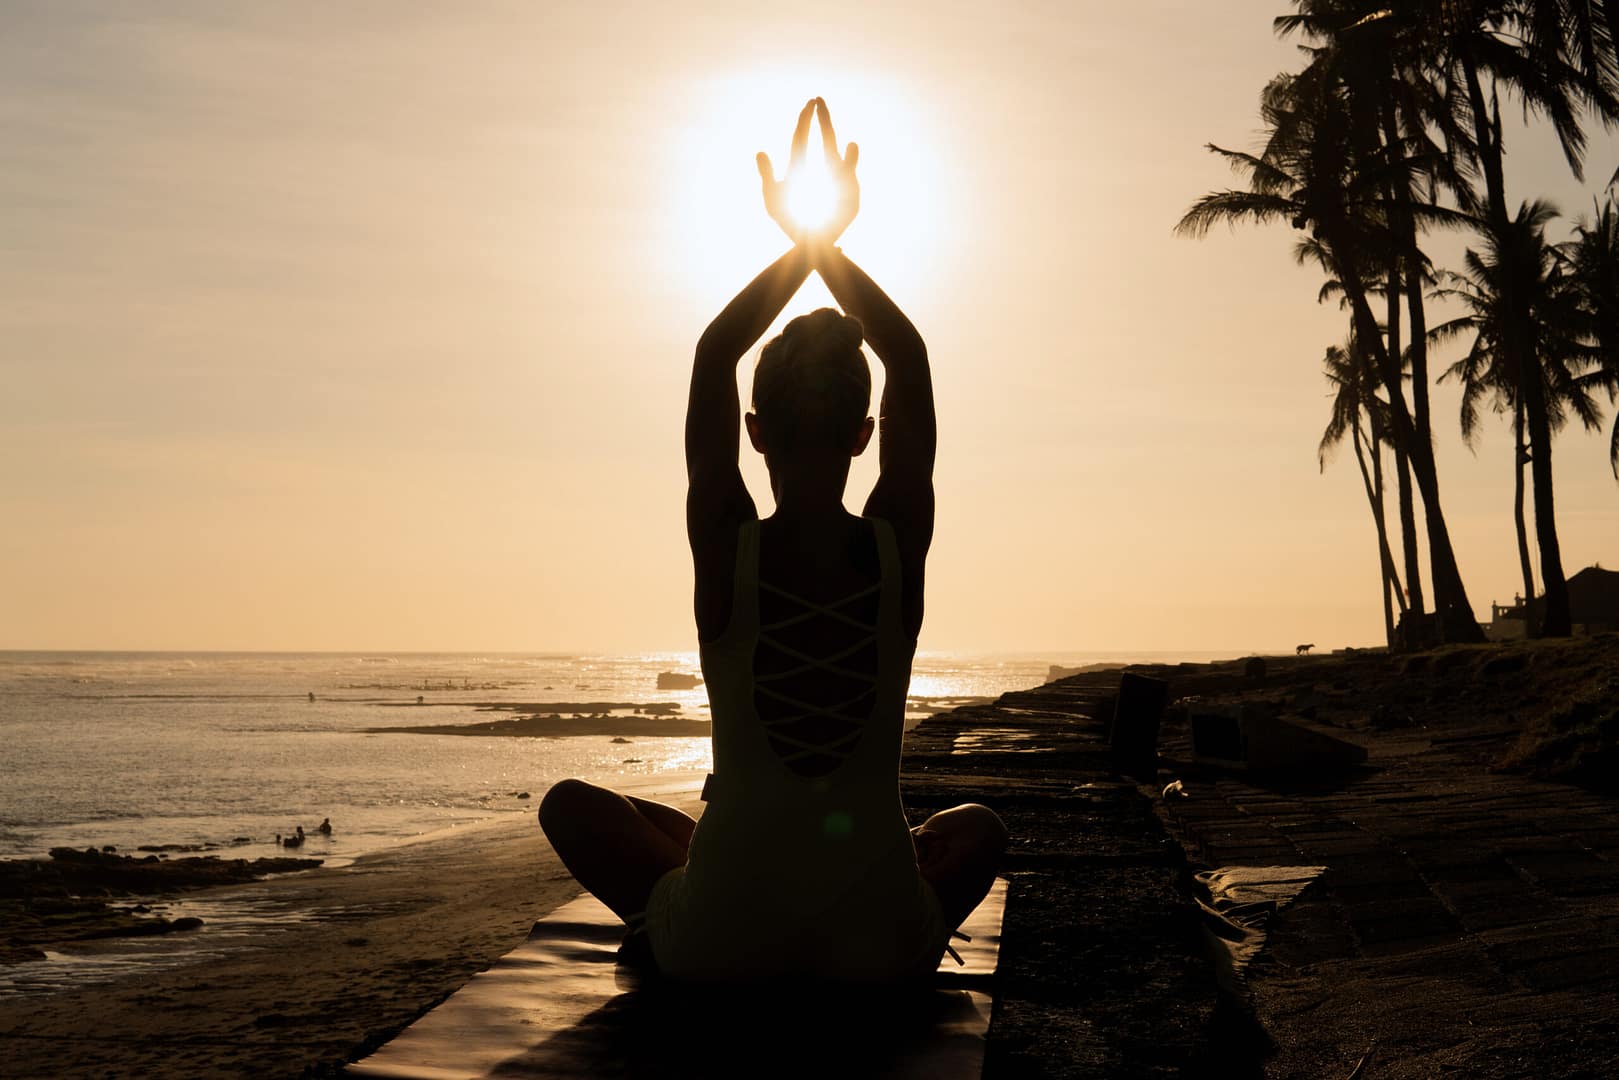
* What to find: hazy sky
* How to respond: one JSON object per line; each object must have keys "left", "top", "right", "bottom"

{"left": 3, "top": 1, "right": 1617, "bottom": 654}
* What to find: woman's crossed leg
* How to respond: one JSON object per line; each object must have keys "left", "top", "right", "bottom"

{"left": 912, "top": 803, "right": 1009, "bottom": 930}
{"left": 537, "top": 778, "right": 695, "bottom": 922}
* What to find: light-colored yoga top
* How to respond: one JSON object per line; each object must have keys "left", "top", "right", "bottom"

{"left": 645, "top": 517, "right": 948, "bottom": 981}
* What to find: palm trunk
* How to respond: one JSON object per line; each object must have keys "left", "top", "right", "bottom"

{"left": 1461, "top": 56, "right": 1572, "bottom": 637}
{"left": 1379, "top": 103, "right": 1433, "bottom": 619}
{"left": 1372, "top": 429, "right": 1405, "bottom": 620}
{"left": 1401, "top": 267, "right": 1431, "bottom": 618}
{"left": 1366, "top": 420, "right": 1405, "bottom": 647}
{"left": 1392, "top": 437, "right": 1423, "bottom": 615}
{"left": 1513, "top": 401, "right": 1537, "bottom": 633}
{"left": 1334, "top": 224, "right": 1483, "bottom": 643}
{"left": 1382, "top": 107, "right": 1438, "bottom": 514}
{"left": 1520, "top": 361, "right": 1573, "bottom": 636}
{"left": 1354, "top": 422, "right": 1404, "bottom": 648}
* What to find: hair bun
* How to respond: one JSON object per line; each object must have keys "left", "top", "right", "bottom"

{"left": 784, "top": 308, "right": 863, "bottom": 354}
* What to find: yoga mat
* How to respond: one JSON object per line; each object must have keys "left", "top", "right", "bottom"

{"left": 350, "top": 878, "right": 1007, "bottom": 1079}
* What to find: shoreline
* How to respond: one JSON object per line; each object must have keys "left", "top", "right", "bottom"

{"left": 0, "top": 770, "right": 707, "bottom": 1078}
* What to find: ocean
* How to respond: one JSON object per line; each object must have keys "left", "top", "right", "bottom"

{"left": 0, "top": 650, "right": 1225, "bottom": 866}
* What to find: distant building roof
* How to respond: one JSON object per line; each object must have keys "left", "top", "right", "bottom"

{"left": 1567, "top": 566, "right": 1619, "bottom": 623}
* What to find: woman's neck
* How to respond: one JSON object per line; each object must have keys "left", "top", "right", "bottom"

{"left": 765, "top": 457, "right": 853, "bottom": 521}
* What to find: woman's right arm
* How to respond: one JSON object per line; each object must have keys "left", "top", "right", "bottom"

{"left": 814, "top": 244, "right": 936, "bottom": 633}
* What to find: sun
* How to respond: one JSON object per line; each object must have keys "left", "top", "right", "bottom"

{"left": 665, "top": 66, "right": 954, "bottom": 309}
{"left": 783, "top": 156, "right": 840, "bottom": 235}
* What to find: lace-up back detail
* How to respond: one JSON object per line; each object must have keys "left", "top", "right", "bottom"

{"left": 752, "top": 525, "right": 882, "bottom": 778}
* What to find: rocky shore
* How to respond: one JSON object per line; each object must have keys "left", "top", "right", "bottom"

{"left": 365, "top": 708, "right": 710, "bottom": 738}
{"left": 0, "top": 847, "right": 322, "bottom": 964}
{"left": 953, "top": 634, "right": 1619, "bottom": 1077}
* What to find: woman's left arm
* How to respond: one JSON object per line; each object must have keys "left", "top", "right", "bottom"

{"left": 684, "top": 246, "right": 809, "bottom": 636}
{"left": 685, "top": 97, "right": 819, "bottom": 523}
{"left": 685, "top": 245, "right": 811, "bottom": 508}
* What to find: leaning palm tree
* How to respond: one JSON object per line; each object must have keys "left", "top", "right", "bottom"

{"left": 1180, "top": 65, "right": 1486, "bottom": 643}
{"left": 1278, "top": 0, "right": 1480, "bottom": 475}
{"left": 1432, "top": 199, "right": 1605, "bottom": 635}
{"left": 1320, "top": 336, "right": 1407, "bottom": 645}
{"left": 1314, "top": 256, "right": 1429, "bottom": 619}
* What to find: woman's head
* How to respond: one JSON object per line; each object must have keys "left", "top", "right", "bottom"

{"left": 747, "top": 308, "right": 872, "bottom": 460}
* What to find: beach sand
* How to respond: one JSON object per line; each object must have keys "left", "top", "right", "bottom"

{"left": 0, "top": 773, "right": 706, "bottom": 1079}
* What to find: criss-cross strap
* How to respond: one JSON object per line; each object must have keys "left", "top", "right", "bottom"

{"left": 753, "top": 633, "right": 879, "bottom": 684}
{"left": 755, "top": 685, "right": 877, "bottom": 726}
{"left": 762, "top": 726, "right": 867, "bottom": 765}
{"left": 758, "top": 581, "right": 881, "bottom": 632}
{"left": 753, "top": 568, "right": 882, "bottom": 774}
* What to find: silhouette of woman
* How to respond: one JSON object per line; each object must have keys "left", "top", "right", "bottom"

{"left": 539, "top": 99, "right": 1007, "bottom": 981}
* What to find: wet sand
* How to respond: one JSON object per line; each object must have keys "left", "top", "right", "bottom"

{"left": 0, "top": 772, "right": 706, "bottom": 1079}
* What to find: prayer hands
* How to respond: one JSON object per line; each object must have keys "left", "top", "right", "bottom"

{"left": 757, "top": 97, "right": 860, "bottom": 250}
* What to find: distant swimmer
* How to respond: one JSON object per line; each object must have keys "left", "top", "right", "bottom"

{"left": 317, "top": 818, "right": 332, "bottom": 835}
{"left": 308, "top": 691, "right": 316, "bottom": 702}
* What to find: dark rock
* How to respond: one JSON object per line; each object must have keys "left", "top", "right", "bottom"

{"left": 0, "top": 945, "right": 47, "bottom": 964}
{"left": 1370, "top": 704, "right": 1413, "bottom": 729}
{"left": 1483, "top": 653, "right": 1529, "bottom": 678}
{"left": 171, "top": 917, "right": 204, "bottom": 932}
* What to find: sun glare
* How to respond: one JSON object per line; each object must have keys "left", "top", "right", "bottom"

{"left": 784, "top": 157, "right": 839, "bottom": 234}
{"left": 667, "top": 65, "right": 954, "bottom": 308}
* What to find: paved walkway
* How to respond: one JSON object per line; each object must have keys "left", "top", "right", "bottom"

{"left": 912, "top": 652, "right": 1619, "bottom": 1078}
{"left": 900, "top": 676, "right": 1222, "bottom": 1078}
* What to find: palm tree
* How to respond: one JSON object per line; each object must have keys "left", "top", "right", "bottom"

{"left": 1421, "top": 0, "right": 1619, "bottom": 635}
{"left": 1179, "top": 65, "right": 1486, "bottom": 643}
{"left": 1560, "top": 197, "right": 1619, "bottom": 477}
{"left": 1271, "top": 0, "right": 1619, "bottom": 638}
{"left": 1320, "top": 336, "right": 1407, "bottom": 646}
{"left": 1434, "top": 276, "right": 1539, "bottom": 628}
{"left": 1431, "top": 199, "right": 1605, "bottom": 634}
{"left": 1278, "top": 2, "right": 1479, "bottom": 478}
{"left": 1314, "top": 259, "right": 1429, "bottom": 620}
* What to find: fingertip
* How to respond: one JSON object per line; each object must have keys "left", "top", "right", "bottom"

{"left": 846, "top": 142, "right": 859, "bottom": 167}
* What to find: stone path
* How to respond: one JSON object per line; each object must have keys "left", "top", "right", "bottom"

{"left": 900, "top": 676, "right": 1223, "bottom": 1079}
{"left": 910, "top": 654, "right": 1619, "bottom": 1078}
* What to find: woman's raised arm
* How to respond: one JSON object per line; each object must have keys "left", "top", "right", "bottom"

{"left": 815, "top": 243, "right": 936, "bottom": 549}
{"left": 685, "top": 102, "right": 821, "bottom": 637}
{"left": 684, "top": 244, "right": 810, "bottom": 508}
{"left": 799, "top": 99, "right": 934, "bottom": 539}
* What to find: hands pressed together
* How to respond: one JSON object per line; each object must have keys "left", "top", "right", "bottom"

{"left": 757, "top": 97, "right": 859, "bottom": 256}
